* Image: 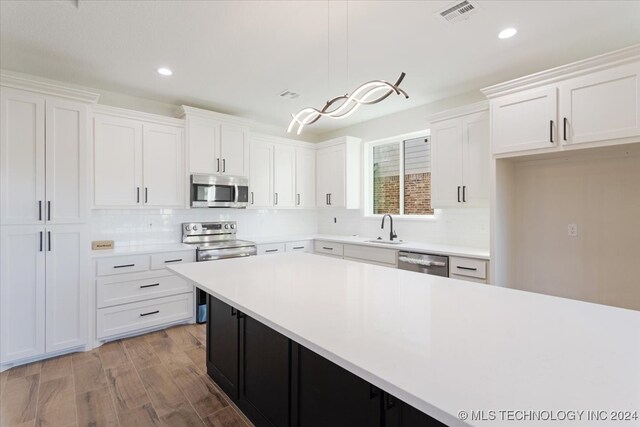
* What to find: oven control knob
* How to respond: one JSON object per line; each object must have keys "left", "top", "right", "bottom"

{"left": 224, "top": 224, "right": 229, "bottom": 229}
{"left": 185, "top": 225, "right": 191, "bottom": 231}
{"left": 192, "top": 225, "right": 198, "bottom": 231}
{"left": 230, "top": 224, "right": 235, "bottom": 229}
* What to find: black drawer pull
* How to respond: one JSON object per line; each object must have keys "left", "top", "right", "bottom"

{"left": 140, "top": 310, "right": 159, "bottom": 317}
{"left": 456, "top": 266, "right": 478, "bottom": 271}
{"left": 114, "top": 264, "right": 135, "bottom": 269}
{"left": 164, "top": 259, "right": 183, "bottom": 263}
{"left": 550, "top": 120, "right": 554, "bottom": 143}
{"left": 265, "top": 249, "right": 279, "bottom": 253}
{"left": 322, "top": 247, "right": 333, "bottom": 250}
{"left": 293, "top": 246, "right": 304, "bottom": 250}
{"left": 140, "top": 283, "right": 160, "bottom": 289}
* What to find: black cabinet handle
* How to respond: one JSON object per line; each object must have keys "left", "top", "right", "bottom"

{"left": 137, "top": 187, "right": 140, "bottom": 203}
{"left": 563, "top": 117, "right": 568, "bottom": 141}
{"left": 47, "top": 231, "right": 51, "bottom": 251}
{"left": 39, "top": 231, "right": 43, "bottom": 252}
{"left": 140, "top": 310, "right": 159, "bottom": 317}
{"left": 251, "top": 191, "right": 254, "bottom": 204}
{"left": 326, "top": 194, "right": 329, "bottom": 205}
{"left": 457, "top": 186, "right": 461, "bottom": 203}
{"left": 47, "top": 201, "right": 51, "bottom": 221}
{"left": 456, "top": 266, "right": 478, "bottom": 271}
{"left": 462, "top": 186, "right": 467, "bottom": 203}
{"left": 274, "top": 193, "right": 278, "bottom": 205}
{"left": 164, "top": 259, "right": 183, "bottom": 263}
{"left": 297, "top": 193, "right": 300, "bottom": 206}
{"left": 385, "top": 394, "right": 396, "bottom": 409}
{"left": 145, "top": 187, "right": 148, "bottom": 203}
{"left": 550, "top": 120, "right": 554, "bottom": 143}
{"left": 328, "top": 193, "right": 331, "bottom": 205}
{"left": 114, "top": 263, "right": 135, "bottom": 269}
{"left": 293, "top": 246, "right": 304, "bottom": 250}
{"left": 38, "top": 201, "right": 42, "bottom": 221}
{"left": 140, "top": 283, "right": 160, "bottom": 289}
{"left": 265, "top": 249, "right": 279, "bottom": 253}
{"left": 222, "top": 159, "right": 226, "bottom": 173}
{"left": 322, "top": 247, "right": 333, "bottom": 251}
{"left": 217, "top": 158, "right": 220, "bottom": 172}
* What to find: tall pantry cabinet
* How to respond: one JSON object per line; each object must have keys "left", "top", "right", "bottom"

{"left": 0, "top": 77, "right": 97, "bottom": 366}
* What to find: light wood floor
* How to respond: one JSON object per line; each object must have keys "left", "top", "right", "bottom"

{"left": 0, "top": 323, "right": 252, "bottom": 427}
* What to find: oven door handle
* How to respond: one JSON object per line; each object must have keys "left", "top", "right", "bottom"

{"left": 198, "top": 246, "right": 257, "bottom": 261}
{"left": 398, "top": 256, "right": 446, "bottom": 267}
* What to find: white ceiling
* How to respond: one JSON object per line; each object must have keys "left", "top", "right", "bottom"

{"left": 1, "top": 0, "right": 640, "bottom": 136}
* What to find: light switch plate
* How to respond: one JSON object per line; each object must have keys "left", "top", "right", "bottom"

{"left": 92, "top": 240, "right": 114, "bottom": 250}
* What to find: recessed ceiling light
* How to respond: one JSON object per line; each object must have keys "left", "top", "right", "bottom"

{"left": 498, "top": 28, "right": 517, "bottom": 39}
{"left": 157, "top": 67, "right": 173, "bottom": 76}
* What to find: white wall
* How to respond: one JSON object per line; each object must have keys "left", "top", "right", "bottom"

{"left": 91, "top": 208, "right": 318, "bottom": 246}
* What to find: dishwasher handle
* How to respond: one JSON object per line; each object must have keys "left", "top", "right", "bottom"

{"left": 398, "top": 256, "right": 446, "bottom": 267}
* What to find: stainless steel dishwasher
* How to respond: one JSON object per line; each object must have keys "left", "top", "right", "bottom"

{"left": 397, "top": 251, "right": 449, "bottom": 277}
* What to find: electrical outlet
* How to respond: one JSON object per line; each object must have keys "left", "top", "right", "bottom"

{"left": 568, "top": 224, "right": 578, "bottom": 237}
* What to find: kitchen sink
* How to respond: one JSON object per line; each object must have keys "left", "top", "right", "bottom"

{"left": 365, "top": 239, "right": 406, "bottom": 245}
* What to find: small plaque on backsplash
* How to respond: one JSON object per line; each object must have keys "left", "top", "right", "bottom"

{"left": 92, "top": 240, "right": 114, "bottom": 250}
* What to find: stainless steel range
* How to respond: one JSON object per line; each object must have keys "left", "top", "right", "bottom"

{"left": 182, "top": 221, "right": 256, "bottom": 322}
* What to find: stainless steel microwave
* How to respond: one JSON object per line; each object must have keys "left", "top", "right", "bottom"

{"left": 190, "top": 174, "right": 249, "bottom": 208}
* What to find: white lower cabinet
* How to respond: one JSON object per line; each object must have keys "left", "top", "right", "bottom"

{"left": 285, "top": 240, "right": 313, "bottom": 253}
{"left": 94, "top": 250, "right": 195, "bottom": 340}
{"left": 0, "top": 225, "right": 88, "bottom": 364}
{"left": 314, "top": 240, "right": 344, "bottom": 258}
{"left": 343, "top": 244, "right": 397, "bottom": 267}
{"left": 449, "top": 256, "right": 488, "bottom": 284}
{"left": 257, "top": 243, "right": 286, "bottom": 255}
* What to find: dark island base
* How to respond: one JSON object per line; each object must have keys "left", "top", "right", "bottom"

{"left": 206, "top": 295, "right": 447, "bottom": 427}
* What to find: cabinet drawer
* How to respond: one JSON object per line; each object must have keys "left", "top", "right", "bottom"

{"left": 314, "top": 241, "right": 344, "bottom": 256}
{"left": 285, "top": 241, "right": 312, "bottom": 253}
{"left": 96, "top": 255, "right": 150, "bottom": 276}
{"left": 449, "top": 256, "right": 487, "bottom": 279}
{"left": 150, "top": 250, "right": 195, "bottom": 270}
{"left": 343, "top": 244, "right": 397, "bottom": 266}
{"left": 257, "top": 243, "right": 286, "bottom": 255}
{"left": 97, "top": 272, "right": 193, "bottom": 308}
{"left": 450, "top": 273, "right": 488, "bottom": 284}
{"left": 96, "top": 293, "right": 194, "bottom": 340}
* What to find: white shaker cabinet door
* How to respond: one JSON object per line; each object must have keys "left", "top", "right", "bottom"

{"left": 143, "top": 123, "right": 184, "bottom": 207}
{"left": 0, "top": 226, "right": 46, "bottom": 363}
{"left": 187, "top": 117, "right": 220, "bottom": 175}
{"left": 559, "top": 61, "right": 640, "bottom": 145}
{"left": 0, "top": 88, "right": 45, "bottom": 225}
{"left": 273, "top": 144, "right": 296, "bottom": 208}
{"left": 295, "top": 148, "right": 316, "bottom": 208}
{"left": 45, "top": 98, "right": 88, "bottom": 223}
{"left": 462, "top": 110, "right": 490, "bottom": 206}
{"left": 249, "top": 140, "right": 273, "bottom": 207}
{"left": 220, "top": 123, "right": 248, "bottom": 177}
{"left": 431, "top": 117, "right": 463, "bottom": 207}
{"left": 491, "top": 86, "right": 558, "bottom": 154}
{"left": 93, "top": 115, "right": 143, "bottom": 207}
{"left": 316, "top": 145, "right": 345, "bottom": 207}
{"left": 45, "top": 225, "right": 88, "bottom": 353}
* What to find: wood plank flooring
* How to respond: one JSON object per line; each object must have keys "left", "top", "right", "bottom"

{"left": 0, "top": 324, "right": 251, "bottom": 427}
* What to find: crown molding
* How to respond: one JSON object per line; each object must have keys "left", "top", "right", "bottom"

{"left": 426, "top": 100, "right": 489, "bottom": 124}
{"left": 251, "top": 132, "right": 317, "bottom": 149}
{"left": 176, "top": 105, "right": 254, "bottom": 127}
{"left": 481, "top": 44, "right": 640, "bottom": 98}
{"left": 316, "top": 136, "right": 362, "bottom": 149}
{"left": 0, "top": 71, "right": 100, "bottom": 103}
{"left": 93, "top": 104, "right": 185, "bottom": 126}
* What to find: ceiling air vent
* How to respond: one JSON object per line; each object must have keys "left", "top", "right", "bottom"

{"left": 437, "top": 0, "right": 479, "bottom": 23}
{"left": 279, "top": 90, "right": 300, "bottom": 100}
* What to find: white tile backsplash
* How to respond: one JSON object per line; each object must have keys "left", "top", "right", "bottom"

{"left": 90, "top": 208, "right": 319, "bottom": 247}
{"left": 317, "top": 208, "right": 490, "bottom": 249}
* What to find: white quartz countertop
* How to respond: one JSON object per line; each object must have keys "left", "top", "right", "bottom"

{"left": 169, "top": 253, "right": 639, "bottom": 427}
{"left": 248, "top": 234, "right": 490, "bottom": 260}
{"left": 91, "top": 243, "right": 195, "bottom": 258}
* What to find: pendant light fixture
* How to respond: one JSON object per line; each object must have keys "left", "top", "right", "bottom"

{"left": 287, "top": 3, "right": 409, "bottom": 134}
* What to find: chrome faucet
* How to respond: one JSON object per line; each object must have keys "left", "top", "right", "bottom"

{"left": 381, "top": 214, "right": 397, "bottom": 241}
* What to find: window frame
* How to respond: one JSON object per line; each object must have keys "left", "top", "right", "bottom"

{"left": 363, "top": 130, "right": 438, "bottom": 220}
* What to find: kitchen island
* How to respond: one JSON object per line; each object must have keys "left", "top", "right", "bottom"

{"left": 169, "top": 253, "right": 639, "bottom": 427}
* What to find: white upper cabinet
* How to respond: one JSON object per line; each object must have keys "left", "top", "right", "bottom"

{"left": 0, "top": 88, "right": 45, "bottom": 225}
{"left": 490, "top": 86, "right": 558, "bottom": 155}
{"left": 431, "top": 104, "right": 490, "bottom": 208}
{"left": 45, "top": 225, "right": 88, "bottom": 353}
{"left": 94, "top": 114, "right": 143, "bottom": 207}
{"left": 316, "top": 137, "right": 361, "bottom": 209}
{"left": 180, "top": 106, "right": 249, "bottom": 178}
{"left": 45, "top": 98, "right": 88, "bottom": 223}
{"left": 93, "top": 108, "right": 184, "bottom": 208}
{"left": 0, "top": 226, "right": 46, "bottom": 363}
{"left": 295, "top": 147, "right": 316, "bottom": 208}
{"left": 249, "top": 139, "right": 273, "bottom": 208}
{"left": 483, "top": 46, "right": 640, "bottom": 157}
{"left": 143, "top": 123, "right": 184, "bottom": 207}
{"left": 559, "top": 61, "right": 640, "bottom": 145}
{"left": 273, "top": 144, "right": 296, "bottom": 208}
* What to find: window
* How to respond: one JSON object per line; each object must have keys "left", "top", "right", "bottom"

{"left": 368, "top": 134, "right": 434, "bottom": 216}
